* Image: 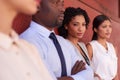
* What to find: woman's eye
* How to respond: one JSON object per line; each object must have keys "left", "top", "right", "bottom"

{"left": 109, "top": 25, "right": 112, "bottom": 28}
{"left": 73, "top": 23, "right": 78, "bottom": 26}
{"left": 82, "top": 23, "right": 86, "bottom": 26}
{"left": 102, "top": 25, "right": 107, "bottom": 28}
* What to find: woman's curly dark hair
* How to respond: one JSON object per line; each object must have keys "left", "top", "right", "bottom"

{"left": 58, "top": 7, "right": 90, "bottom": 38}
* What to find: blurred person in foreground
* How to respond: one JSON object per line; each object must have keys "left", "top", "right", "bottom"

{"left": 0, "top": 0, "right": 54, "bottom": 80}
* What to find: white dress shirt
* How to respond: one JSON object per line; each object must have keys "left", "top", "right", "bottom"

{"left": 0, "top": 30, "right": 54, "bottom": 80}
{"left": 20, "top": 21, "right": 94, "bottom": 80}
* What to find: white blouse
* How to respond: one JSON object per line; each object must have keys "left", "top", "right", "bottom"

{"left": 0, "top": 31, "right": 54, "bottom": 80}
{"left": 67, "top": 40, "right": 90, "bottom": 65}
{"left": 90, "top": 40, "right": 117, "bottom": 80}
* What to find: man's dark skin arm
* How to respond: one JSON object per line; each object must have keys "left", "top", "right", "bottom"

{"left": 71, "top": 60, "right": 86, "bottom": 75}
{"left": 57, "top": 76, "right": 74, "bottom": 80}
{"left": 57, "top": 60, "right": 86, "bottom": 80}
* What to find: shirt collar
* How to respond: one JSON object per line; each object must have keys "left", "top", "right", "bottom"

{"left": 30, "top": 21, "right": 55, "bottom": 38}
{"left": 0, "top": 30, "right": 19, "bottom": 49}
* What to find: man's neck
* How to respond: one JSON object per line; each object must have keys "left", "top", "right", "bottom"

{"left": 32, "top": 20, "right": 55, "bottom": 31}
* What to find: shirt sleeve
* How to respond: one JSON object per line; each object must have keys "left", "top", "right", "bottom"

{"left": 71, "top": 64, "right": 94, "bottom": 80}
{"left": 42, "top": 59, "right": 57, "bottom": 80}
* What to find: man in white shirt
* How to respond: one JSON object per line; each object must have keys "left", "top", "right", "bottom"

{"left": 20, "top": 0, "right": 94, "bottom": 80}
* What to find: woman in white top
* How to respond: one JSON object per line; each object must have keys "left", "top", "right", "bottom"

{"left": 58, "top": 7, "right": 91, "bottom": 66}
{"left": 58, "top": 7, "right": 95, "bottom": 80}
{"left": 87, "top": 15, "right": 118, "bottom": 80}
{"left": 0, "top": 0, "right": 54, "bottom": 80}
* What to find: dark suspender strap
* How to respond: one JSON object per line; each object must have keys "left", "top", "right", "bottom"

{"left": 78, "top": 44, "right": 90, "bottom": 65}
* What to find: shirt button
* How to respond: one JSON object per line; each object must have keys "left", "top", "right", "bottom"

{"left": 26, "top": 72, "right": 31, "bottom": 76}
{"left": 16, "top": 52, "right": 19, "bottom": 55}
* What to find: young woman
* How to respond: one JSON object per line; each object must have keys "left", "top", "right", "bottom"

{"left": 0, "top": 0, "right": 54, "bottom": 80}
{"left": 58, "top": 7, "right": 90, "bottom": 66}
{"left": 86, "top": 15, "right": 118, "bottom": 80}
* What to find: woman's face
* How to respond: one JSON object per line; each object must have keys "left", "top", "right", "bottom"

{"left": 96, "top": 20, "right": 112, "bottom": 39}
{"left": 5, "top": 0, "right": 40, "bottom": 15}
{"left": 66, "top": 15, "right": 86, "bottom": 39}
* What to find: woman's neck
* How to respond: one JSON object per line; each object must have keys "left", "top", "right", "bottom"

{"left": 0, "top": 1, "right": 17, "bottom": 35}
{"left": 97, "top": 37, "right": 107, "bottom": 45}
{"left": 67, "top": 36, "right": 79, "bottom": 45}
{"left": 97, "top": 38, "right": 108, "bottom": 50}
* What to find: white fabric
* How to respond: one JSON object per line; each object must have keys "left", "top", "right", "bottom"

{"left": 20, "top": 21, "right": 94, "bottom": 80}
{"left": 0, "top": 30, "right": 54, "bottom": 80}
{"left": 77, "top": 42, "right": 90, "bottom": 62}
{"left": 67, "top": 41, "right": 90, "bottom": 64}
{"left": 90, "top": 40, "right": 117, "bottom": 80}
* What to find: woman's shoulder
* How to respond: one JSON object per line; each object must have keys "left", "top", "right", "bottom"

{"left": 78, "top": 42, "right": 85, "bottom": 46}
{"left": 86, "top": 40, "right": 97, "bottom": 47}
{"left": 78, "top": 42, "right": 88, "bottom": 50}
{"left": 106, "top": 41, "right": 118, "bottom": 57}
{"left": 78, "top": 42, "right": 86, "bottom": 49}
{"left": 107, "top": 41, "right": 113, "bottom": 46}
{"left": 106, "top": 41, "right": 116, "bottom": 50}
{"left": 89, "top": 40, "right": 97, "bottom": 44}
{"left": 56, "top": 35, "right": 75, "bottom": 48}
{"left": 107, "top": 41, "right": 117, "bottom": 51}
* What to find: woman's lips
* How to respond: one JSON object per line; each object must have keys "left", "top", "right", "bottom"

{"left": 77, "top": 33, "right": 83, "bottom": 36}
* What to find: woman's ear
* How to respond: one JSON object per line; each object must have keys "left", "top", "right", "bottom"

{"left": 65, "top": 25, "right": 68, "bottom": 30}
{"left": 94, "top": 28, "right": 97, "bottom": 33}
